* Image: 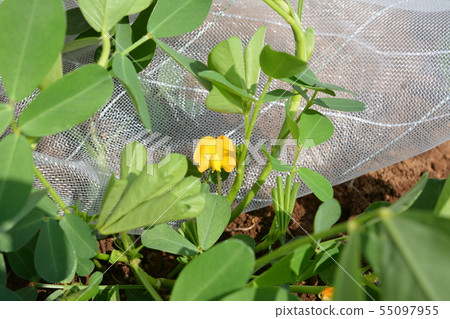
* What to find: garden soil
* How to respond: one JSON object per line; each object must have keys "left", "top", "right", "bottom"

{"left": 5, "top": 141, "right": 449, "bottom": 300}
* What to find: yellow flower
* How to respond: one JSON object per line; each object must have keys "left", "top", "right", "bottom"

{"left": 319, "top": 287, "right": 334, "bottom": 301}
{"left": 193, "top": 136, "right": 236, "bottom": 173}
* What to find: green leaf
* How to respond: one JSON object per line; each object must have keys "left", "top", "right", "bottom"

{"left": 252, "top": 245, "right": 315, "bottom": 287}
{"left": 263, "top": 90, "right": 299, "bottom": 103}
{"left": 305, "top": 26, "right": 315, "bottom": 60}
{"left": 314, "top": 198, "right": 341, "bottom": 234}
{"left": 78, "top": 0, "right": 135, "bottom": 32}
{"left": 60, "top": 214, "right": 98, "bottom": 259}
{"left": 0, "top": 207, "right": 43, "bottom": 253}
{"left": 34, "top": 219, "right": 76, "bottom": 283}
{"left": 120, "top": 142, "right": 147, "bottom": 180}
{"left": 389, "top": 173, "right": 428, "bottom": 213}
{"left": 0, "top": 254, "right": 6, "bottom": 287}
{"left": 314, "top": 98, "right": 366, "bottom": 112}
{"left": 0, "top": 104, "right": 13, "bottom": 135}
{"left": 298, "top": 109, "right": 334, "bottom": 148}
{"left": 32, "top": 194, "right": 59, "bottom": 218}
{"left": 66, "top": 7, "right": 91, "bottom": 36}
{"left": 154, "top": 38, "right": 211, "bottom": 90}
{"left": 333, "top": 229, "right": 365, "bottom": 301}
{"left": 15, "top": 286, "right": 37, "bottom": 301}
{"left": 0, "top": 0, "right": 66, "bottom": 101}
{"left": 141, "top": 224, "right": 198, "bottom": 256}
{"left": 0, "top": 287, "right": 20, "bottom": 301}
{"left": 6, "top": 237, "right": 40, "bottom": 282}
{"left": 97, "top": 176, "right": 128, "bottom": 228}
{"left": 127, "top": 0, "right": 154, "bottom": 15}
{"left": 205, "top": 85, "right": 244, "bottom": 114}
{"left": 0, "top": 135, "right": 34, "bottom": 229}
{"left": 100, "top": 179, "right": 206, "bottom": 234}
{"left": 434, "top": 176, "right": 450, "bottom": 217}
{"left": 231, "top": 234, "right": 255, "bottom": 249}
{"left": 284, "top": 101, "right": 299, "bottom": 141}
{"left": 129, "top": 4, "right": 157, "bottom": 72}
{"left": 76, "top": 258, "right": 95, "bottom": 277}
{"left": 222, "top": 287, "right": 300, "bottom": 301}
{"left": 260, "top": 45, "right": 307, "bottom": 79}
{"left": 115, "top": 17, "right": 132, "bottom": 52}
{"left": 171, "top": 239, "right": 254, "bottom": 300}
{"left": 147, "top": 0, "right": 212, "bottom": 38}
{"left": 297, "top": 167, "right": 333, "bottom": 202}
{"left": 380, "top": 212, "right": 450, "bottom": 300}
{"left": 260, "top": 145, "right": 292, "bottom": 172}
{"left": 113, "top": 54, "right": 152, "bottom": 131}
{"left": 197, "top": 194, "right": 231, "bottom": 250}
{"left": 18, "top": 64, "right": 113, "bottom": 137}
{"left": 62, "top": 37, "right": 101, "bottom": 54}
{"left": 208, "top": 36, "right": 246, "bottom": 89}
{"left": 409, "top": 178, "right": 446, "bottom": 213}
{"left": 244, "top": 26, "right": 266, "bottom": 95}
{"left": 199, "top": 70, "right": 257, "bottom": 102}
{"left": 102, "top": 153, "right": 188, "bottom": 227}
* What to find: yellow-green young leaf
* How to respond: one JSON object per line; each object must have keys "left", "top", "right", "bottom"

{"left": 305, "top": 26, "right": 315, "bottom": 60}
{"left": 314, "top": 98, "right": 366, "bottom": 112}
{"left": 171, "top": 240, "right": 254, "bottom": 300}
{"left": 34, "top": 219, "right": 76, "bottom": 283}
{"left": 104, "top": 153, "right": 188, "bottom": 227}
{"left": 199, "top": 70, "right": 256, "bottom": 102}
{"left": 113, "top": 55, "right": 152, "bottom": 131}
{"left": 208, "top": 37, "right": 246, "bottom": 89}
{"left": 0, "top": 104, "right": 13, "bottom": 135}
{"left": 78, "top": 0, "right": 136, "bottom": 32}
{"left": 297, "top": 167, "right": 333, "bottom": 202}
{"left": 147, "top": 0, "right": 212, "bottom": 38}
{"left": 260, "top": 45, "right": 307, "bottom": 79}
{"left": 298, "top": 109, "right": 334, "bottom": 148}
{"left": 62, "top": 37, "right": 101, "bottom": 54}
{"left": 18, "top": 64, "right": 113, "bottom": 137}
{"left": 205, "top": 85, "right": 244, "bottom": 114}
{"left": 120, "top": 142, "right": 147, "bottom": 180}
{"left": 244, "top": 26, "right": 266, "bottom": 95}
{"left": 0, "top": 0, "right": 66, "bottom": 101}
{"left": 0, "top": 135, "right": 34, "bottom": 229}
{"left": 100, "top": 178, "right": 206, "bottom": 234}
{"left": 127, "top": 0, "right": 153, "bottom": 15}
{"left": 141, "top": 224, "right": 199, "bottom": 256}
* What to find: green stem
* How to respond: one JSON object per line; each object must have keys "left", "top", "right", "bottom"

{"left": 120, "top": 33, "right": 152, "bottom": 56}
{"left": 229, "top": 89, "right": 319, "bottom": 221}
{"left": 290, "top": 285, "right": 326, "bottom": 294}
{"left": 297, "top": 0, "right": 304, "bottom": 22}
{"left": 130, "top": 260, "right": 163, "bottom": 301}
{"left": 226, "top": 77, "right": 273, "bottom": 205}
{"left": 217, "top": 171, "right": 222, "bottom": 196}
{"left": 98, "top": 30, "right": 111, "bottom": 68}
{"left": 254, "top": 210, "right": 380, "bottom": 271}
{"left": 121, "top": 232, "right": 130, "bottom": 251}
{"left": 34, "top": 166, "right": 71, "bottom": 215}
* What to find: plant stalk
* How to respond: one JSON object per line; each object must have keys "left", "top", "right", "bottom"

{"left": 34, "top": 166, "right": 71, "bottom": 215}
{"left": 98, "top": 30, "right": 111, "bottom": 68}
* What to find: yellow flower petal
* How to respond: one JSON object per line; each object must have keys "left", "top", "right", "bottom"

{"left": 193, "top": 135, "right": 236, "bottom": 173}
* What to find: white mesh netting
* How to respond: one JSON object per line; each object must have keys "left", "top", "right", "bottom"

{"left": 1, "top": 0, "right": 449, "bottom": 216}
